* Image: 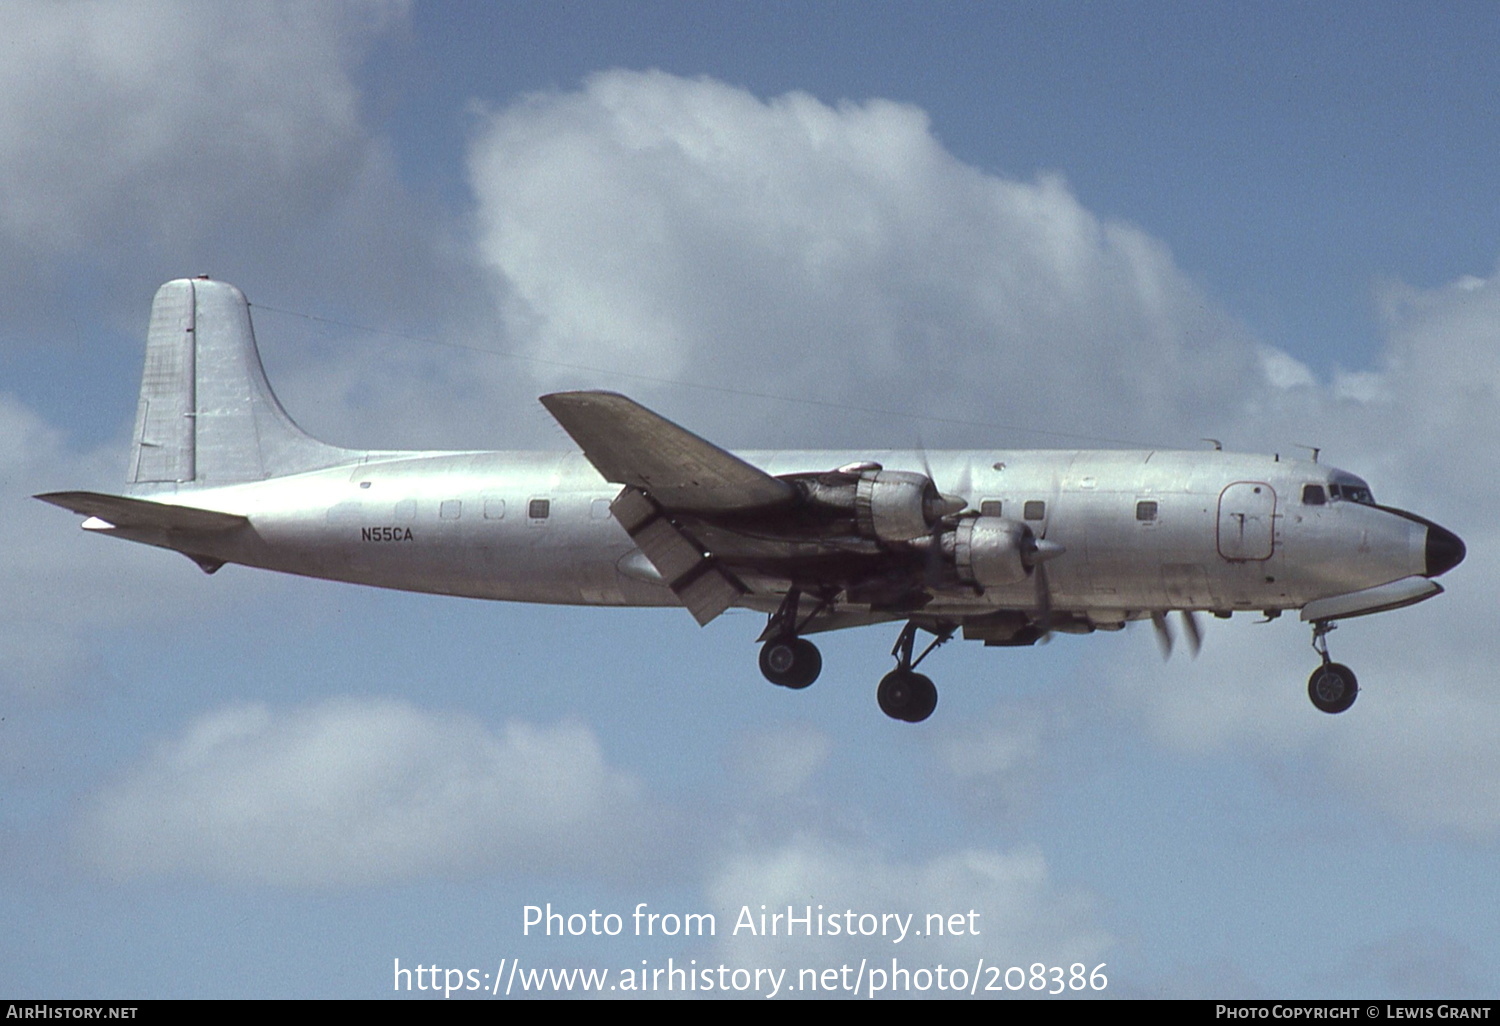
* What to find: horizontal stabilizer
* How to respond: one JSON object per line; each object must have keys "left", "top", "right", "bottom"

{"left": 1299, "top": 575, "right": 1442, "bottom": 622}
{"left": 35, "top": 491, "right": 248, "bottom": 533}
{"left": 540, "top": 391, "right": 794, "bottom": 512}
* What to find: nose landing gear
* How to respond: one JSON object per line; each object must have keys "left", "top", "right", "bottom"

{"left": 1307, "top": 620, "right": 1358, "bottom": 714}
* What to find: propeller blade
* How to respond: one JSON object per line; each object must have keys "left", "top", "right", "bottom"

{"left": 932, "top": 492, "right": 968, "bottom": 518}
{"left": 1151, "top": 611, "right": 1174, "bottom": 659}
{"left": 1029, "top": 557, "right": 1056, "bottom": 640}
{"left": 1028, "top": 539, "right": 1066, "bottom": 565}
{"left": 1180, "top": 610, "right": 1203, "bottom": 658}
{"left": 950, "top": 460, "right": 973, "bottom": 512}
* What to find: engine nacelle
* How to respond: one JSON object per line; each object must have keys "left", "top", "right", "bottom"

{"left": 786, "top": 465, "right": 966, "bottom": 543}
{"left": 855, "top": 470, "right": 947, "bottom": 543}
{"left": 951, "top": 516, "right": 1033, "bottom": 588}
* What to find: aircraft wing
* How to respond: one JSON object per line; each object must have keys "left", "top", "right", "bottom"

{"left": 34, "top": 491, "right": 248, "bottom": 533}
{"left": 539, "top": 391, "right": 794, "bottom": 512}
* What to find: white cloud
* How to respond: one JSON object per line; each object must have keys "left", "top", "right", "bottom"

{"left": 936, "top": 701, "right": 1051, "bottom": 818}
{"left": 0, "top": 393, "right": 200, "bottom": 699}
{"left": 465, "top": 71, "right": 1499, "bottom": 845}
{"left": 726, "top": 723, "right": 832, "bottom": 800}
{"left": 467, "top": 70, "right": 1269, "bottom": 448}
{"left": 0, "top": 0, "right": 464, "bottom": 378}
{"left": 1111, "top": 262, "right": 1500, "bottom": 838}
{"left": 1111, "top": 568, "right": 1500, "bottom": 839}
{"left": 0, "top": 1, "right": 400, "bottom": 256}
{"left": 22, "top": 58, "right": 1495, "bottom": 865}
{"left": 79, "top": 701, "right": 651, "bottom": 887}
{"left": 706, "top": 836, "right": 1110, "bottom": 975}
{"left": 1259, "top": 347, "right": 1317, "bottom": 390}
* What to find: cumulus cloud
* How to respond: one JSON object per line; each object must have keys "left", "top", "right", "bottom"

{"left": 460, "top": 71, "right": 1494, "bottom": 846}
{"left": 706, "top": 836, "right": 1109, "bottom": 970}
{"left": 936, "top": 701, "right": 1051, "bottom": 817}
{"left": 0, "top": 393, "right": 201, "bottom": 699}
{"left": 24, "top": 59, "right": 1496, "bottom": 869}
{"left": 725, "top": 723, "right": 832, "bottom": 800}
{"left": 0, "top": 1, "right": 399, "bottom": 256}
{"left": 1108, "top": 263, "right": 1500, "bottom": 838}
{"left": 0, "top": 0, "right": 469, "bottom": 377}
{"left": 79, "top": 700, "right": 652, "bottom": 887}
{"left": 467, "top": 70, "right": 1265, "bottom": 448}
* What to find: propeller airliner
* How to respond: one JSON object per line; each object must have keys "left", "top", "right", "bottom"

{"left": 38, "top": 278, "right": 1466, "bottom": 721}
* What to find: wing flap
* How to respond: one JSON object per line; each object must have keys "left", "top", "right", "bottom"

{"left": 540, "top": 391, "right": 794, "bottom": 512}
{"left": 612, "top": 486, "right": 745, "bottom": 625}
{"left": 35, "top": 491, "right": 248, "bottom": 533}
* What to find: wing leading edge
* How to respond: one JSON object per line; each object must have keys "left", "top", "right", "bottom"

{"left": 541, "top": 391, "right": 800, "bottom": 625}
{"left": 539, "top": 391, "right": 794, "bottom": 512}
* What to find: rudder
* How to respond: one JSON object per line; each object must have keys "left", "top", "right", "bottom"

{"left": 128, "top": 278, "right": 354, "bottom": 488}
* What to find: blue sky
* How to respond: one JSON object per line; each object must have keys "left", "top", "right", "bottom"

{"left": 3, "top": 1, "right": 1498, "bottom": 999}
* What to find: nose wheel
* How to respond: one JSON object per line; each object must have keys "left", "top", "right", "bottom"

{"left": 1307, "top": 620, "right": 1358, "bottom": 714}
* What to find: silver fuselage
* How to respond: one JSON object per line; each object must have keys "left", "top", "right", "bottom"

{"left": 111, "top": 447, "right": 1429, "bottom": 624}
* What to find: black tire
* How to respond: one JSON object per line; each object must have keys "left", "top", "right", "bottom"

{"left": 759, "top": 637, "right": 821, "bottom": 689}
{"left": 1307, "top": 662, "right": 1358, "bottom": 714}
{"left": 905, "top": 672, "right": 938, "bottom": 722}
{"left": 877, "top": 670, "right": 938, "bottom": 722}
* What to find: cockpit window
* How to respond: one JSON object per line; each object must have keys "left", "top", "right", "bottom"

{"left": 1302, "top": 484, "right": 1326, "bottom": 506}
{"left": 1329, "top": 481, "right": 1375, "bottom": 505}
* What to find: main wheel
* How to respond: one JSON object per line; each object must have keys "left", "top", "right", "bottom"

{"left": 1307, "top": 662, "right": 1358, "bottom": 714}
{"left": 759, "top": 637, "right": 822, "bottom": 689}
{"left": 877, "top": 670, "right": 938, "bottom": 722}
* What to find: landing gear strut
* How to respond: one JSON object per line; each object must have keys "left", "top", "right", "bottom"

{"left": 877, "top": 621, "right": 952, "bottom": 723}
{"left": 1307, "top": 619, "right": 1358, "bottom": 714}
{"left": 758, "top": 588, "right": 825, "bottom": 689}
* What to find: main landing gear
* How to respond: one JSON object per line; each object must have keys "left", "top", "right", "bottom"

{"left": 877, "top": 621, "right": 953, "bottom": 723}
{"left": 758, "top": 587, "right": 826, "bottom": 690}
{"left": 1307, "top": 620, "right": 1358, "bottom": 714}
{"left": 756, "top": 591, "right": 953, "bottom": 723}
{"left": 759, "top": 636, "right": 821, "bottom": 689}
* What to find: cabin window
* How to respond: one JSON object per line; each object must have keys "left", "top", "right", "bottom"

{"left": 394, "top": 499, "right": 417, "bottom": 521}
{"left": 1023, "top": 500, "right": 1046, "bottom": 521}
{"left": 528, "top": 498, "right": 551, "bottom": 520}
{"left": 1302, "top": 484, "right": 1326, "bottom": 506}
{"left": 1136, "top": 500, "right": 1158, "bottom": 521}
{"left": 483, "top": 497, "right": 505, "bottom": 520}
{"left": 980, "top": 500, "right": 1003, "bottom": 517}
{"left": 440, "top": 500, "right": 462, "bottom": 520}
{"left": 590, "top": 498, "right": 613, "bottom": 520}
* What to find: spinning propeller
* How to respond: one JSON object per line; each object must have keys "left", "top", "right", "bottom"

{"left": 1150, "top": 610, "right": 1203, "bottom": 659}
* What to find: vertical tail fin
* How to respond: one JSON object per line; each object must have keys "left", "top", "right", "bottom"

{"left": 128, "top": 278, "right": 355, "bottom": 487}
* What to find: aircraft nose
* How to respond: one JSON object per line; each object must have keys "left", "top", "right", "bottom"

{"left": 1425, "top": 523, "right": 1466, "bottom": 578}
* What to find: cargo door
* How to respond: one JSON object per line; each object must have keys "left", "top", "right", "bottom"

{"left": 1216, "top": 482, "right": 1276, "bottom": 561}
